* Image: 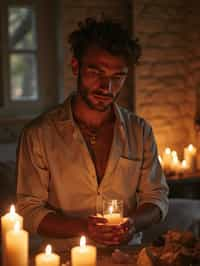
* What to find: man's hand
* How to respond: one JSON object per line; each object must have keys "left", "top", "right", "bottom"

{"left": 88, "top": 216, "right": 135, "bottom": 245}
{"left": 115, "top": 217, "right": 135, "bottom": 244}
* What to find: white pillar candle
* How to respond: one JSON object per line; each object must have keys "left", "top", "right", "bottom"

{"left": 170, "top": 150, "right": 181, "bottom": 174}
{"left": 71, "top": 236, "right": 96, "bottom": 266}
{"left": 1, "top": 205, "right": 23, "bottom": 266}
{"left": 180, "top": 159, "right": 189, "bottom": 175}
{"left": 104, "top": 205, "right": 123, "bottom": 225}
{"left": 171, "top": 155, "right": 181, "bottom": 174}
{"left": 184, "top": 144, "right": 197, "bottom": 172}
{"left": 6, "top": 221, "right": 28, "bottom": 266}
{"left": 35, "top": 245, "right": 60, "bottom": 266}
{"left": 162, "top": 147, "right": 172, "bottom": 171}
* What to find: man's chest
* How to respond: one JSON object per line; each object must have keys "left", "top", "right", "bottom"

{"left": 78, "top": 121, "right": 114, "bottom": 184}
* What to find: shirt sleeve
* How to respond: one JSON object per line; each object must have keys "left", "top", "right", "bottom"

{"left": 16, "top": 125, "right": 55, "bottom": 234}
{"left": 137, "top": 123, "right": 169, "bottom": 220}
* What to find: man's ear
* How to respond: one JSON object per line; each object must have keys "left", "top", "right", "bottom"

{"left": 71, "top": 57, "right": 79, "bottom": 76}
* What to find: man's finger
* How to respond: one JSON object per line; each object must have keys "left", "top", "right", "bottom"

{"left": 117, "top": 226, "right": 135, "bottom": 244}
{"left": 95, "top": 224, "right": 123, "bottom": 233}
{"left": 91, "top": 235, "right": 120, "bottom": 246}
{"left": 120, "top": 217, "right": 133, "bottom": 227}
{"left": 88, "top": 215, "right": 107, "bottom": 224}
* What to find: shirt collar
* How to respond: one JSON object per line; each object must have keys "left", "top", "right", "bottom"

{"left": 62, "top": 92, "right": 126, "bottom": 134}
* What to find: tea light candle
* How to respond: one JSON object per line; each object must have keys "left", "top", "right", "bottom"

{"left": 6, "top": 221, "right": 28, "bottom": 266}
{"left": 71, "top": 236, "right": 96, "bottom": 266}
{"left": 1, "top": 205, "right": 23, "bottom": 266}
{"left": 104, "top": 205, "right": 123, "bottom": 225}
{"left": 35, "top": 245, "right": 60, "bottom": 266}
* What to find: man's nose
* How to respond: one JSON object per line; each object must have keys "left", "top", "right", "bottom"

{"left": 100, "top": 76, "right": 112, "bottom": 93}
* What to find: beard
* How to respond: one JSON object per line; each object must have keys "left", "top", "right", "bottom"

{"left": 79, "top": 86, "right": 120, "bottom": 112}
{"left": 77, "top": 72, "right": 120, "bottom": 112}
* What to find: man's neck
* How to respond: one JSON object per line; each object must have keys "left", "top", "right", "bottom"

{"left": 72, "top": 95, "right": 114, "bottom": 129}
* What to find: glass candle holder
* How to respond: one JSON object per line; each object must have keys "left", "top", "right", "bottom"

{"left": 103, "top": 199, "right": 124, "bottom": 225}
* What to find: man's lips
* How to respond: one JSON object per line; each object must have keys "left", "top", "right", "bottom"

{"left": 93, "top": 93, "right": 113, "bottom": 100}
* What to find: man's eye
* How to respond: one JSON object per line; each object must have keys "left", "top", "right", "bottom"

{"left": 112, "top": 75, "right": 125, "bottom": 81}
{"left": 87, "top": 68, "right": 101, "bottom": 75}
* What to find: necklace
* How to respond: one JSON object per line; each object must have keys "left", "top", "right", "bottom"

{"left": 72, "top": 107, "right": 115, "bottom": 146}
{"left": 78, "top": 122, "right": 100, "bottom": 145}
{"left": 75, "top": 116, "right": 115, "bottom": 146}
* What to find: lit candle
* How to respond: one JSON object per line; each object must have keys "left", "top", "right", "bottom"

{"left": 162, "top": 147, "right": 172, "bottom": 171}
{"left": 171, "top": 151, "right": 181, "bottom": 174}
{"left": 104, "top": 205, "right": 123, "bottom": 225}
{"left": 35, "top": 244, "right": 60, "bottom": 266}
{"left": 71, "top": 236, "right": 96, "bottom": 266}
{"left": 180, "top": 159, "right": 189, "bottom": 174}
{"left": 1, "top": 205, "right": 23, "bottom": 266}
{"left": 6, "top": 221, "right": 28, "bottom": 266}
{"left": 171, "top": 150, "right": 177, "bottom": 158}
{"left": 184, "top": 144, "right": 197, "bottom": 172}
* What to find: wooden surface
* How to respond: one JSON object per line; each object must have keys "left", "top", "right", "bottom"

{"left": 29, "top": 245, "right": 142, "bottom": 266}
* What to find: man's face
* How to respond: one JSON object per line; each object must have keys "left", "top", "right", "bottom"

{"left": 72, "top": 45, "right": 128, "bottom": 112}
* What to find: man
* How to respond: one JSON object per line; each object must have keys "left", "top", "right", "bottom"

{"left": 17, "top": 17, "right": 168, "bottom": 250}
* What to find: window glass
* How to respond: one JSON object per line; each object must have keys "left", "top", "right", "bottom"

{"left": 8, "top": 6, "right": 38, "bottom": 101}
{"left": 10, "top": 54, "right": 38, "bottom": 100}
{"left": 8, "top": 7, "right": 37, "bottom": 50}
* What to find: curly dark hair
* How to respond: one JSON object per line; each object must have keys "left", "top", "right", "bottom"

{"left": 68, "top": 17, "right": 141, "bottom": 64}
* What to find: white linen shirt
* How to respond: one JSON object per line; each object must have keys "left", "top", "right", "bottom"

{"left": 17, "top": 94, "right": 168, "bottom": 247}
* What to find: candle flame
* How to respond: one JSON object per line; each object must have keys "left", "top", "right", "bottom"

{"left": 165, "top": 147, "right": 171, "bottom": 154}
{"left": 80, "top": 236, "right": 86, "bottom": 248}
{"left": 109, "top": 205, "right": 113, "bottom": 214}
{"left": 188, "top": 144, "right": 194, "bottom": 151}
{"left": 172, "top": 156, "right": 178, "bottom": 163}
{"left": 10, "top": 205, "right": 15, "bottom": 215}
{"left": 171, "top": 150, "right": 177, "bottom": 158}
{"left": 45, "top": 245, "right": 52, "bottom": 255}
{"left": 188, "top": 144, "right": 196, "bottom": 153}
{"left": 14, "top": 221, "right": 20, "bottom": 232}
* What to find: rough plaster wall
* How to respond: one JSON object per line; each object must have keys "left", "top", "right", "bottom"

{"left": 61, "top": 0, "right": 134, "bottom": 110}
{"left": 187, "top": 1, "right": 200, "bottom": 167}
{"left": 188, "top": 2, "right": 200, "bottom": 117}
{"left": 134, "top": 0, "right": 198, "bottom": 158}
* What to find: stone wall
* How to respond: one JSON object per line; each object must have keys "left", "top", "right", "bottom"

{"left": 134, "top": 0, "right": 200, "bottom": 158}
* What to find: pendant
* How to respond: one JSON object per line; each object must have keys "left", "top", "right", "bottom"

{"left": 90, "top": 135, "right": 97, "bottom": 145}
